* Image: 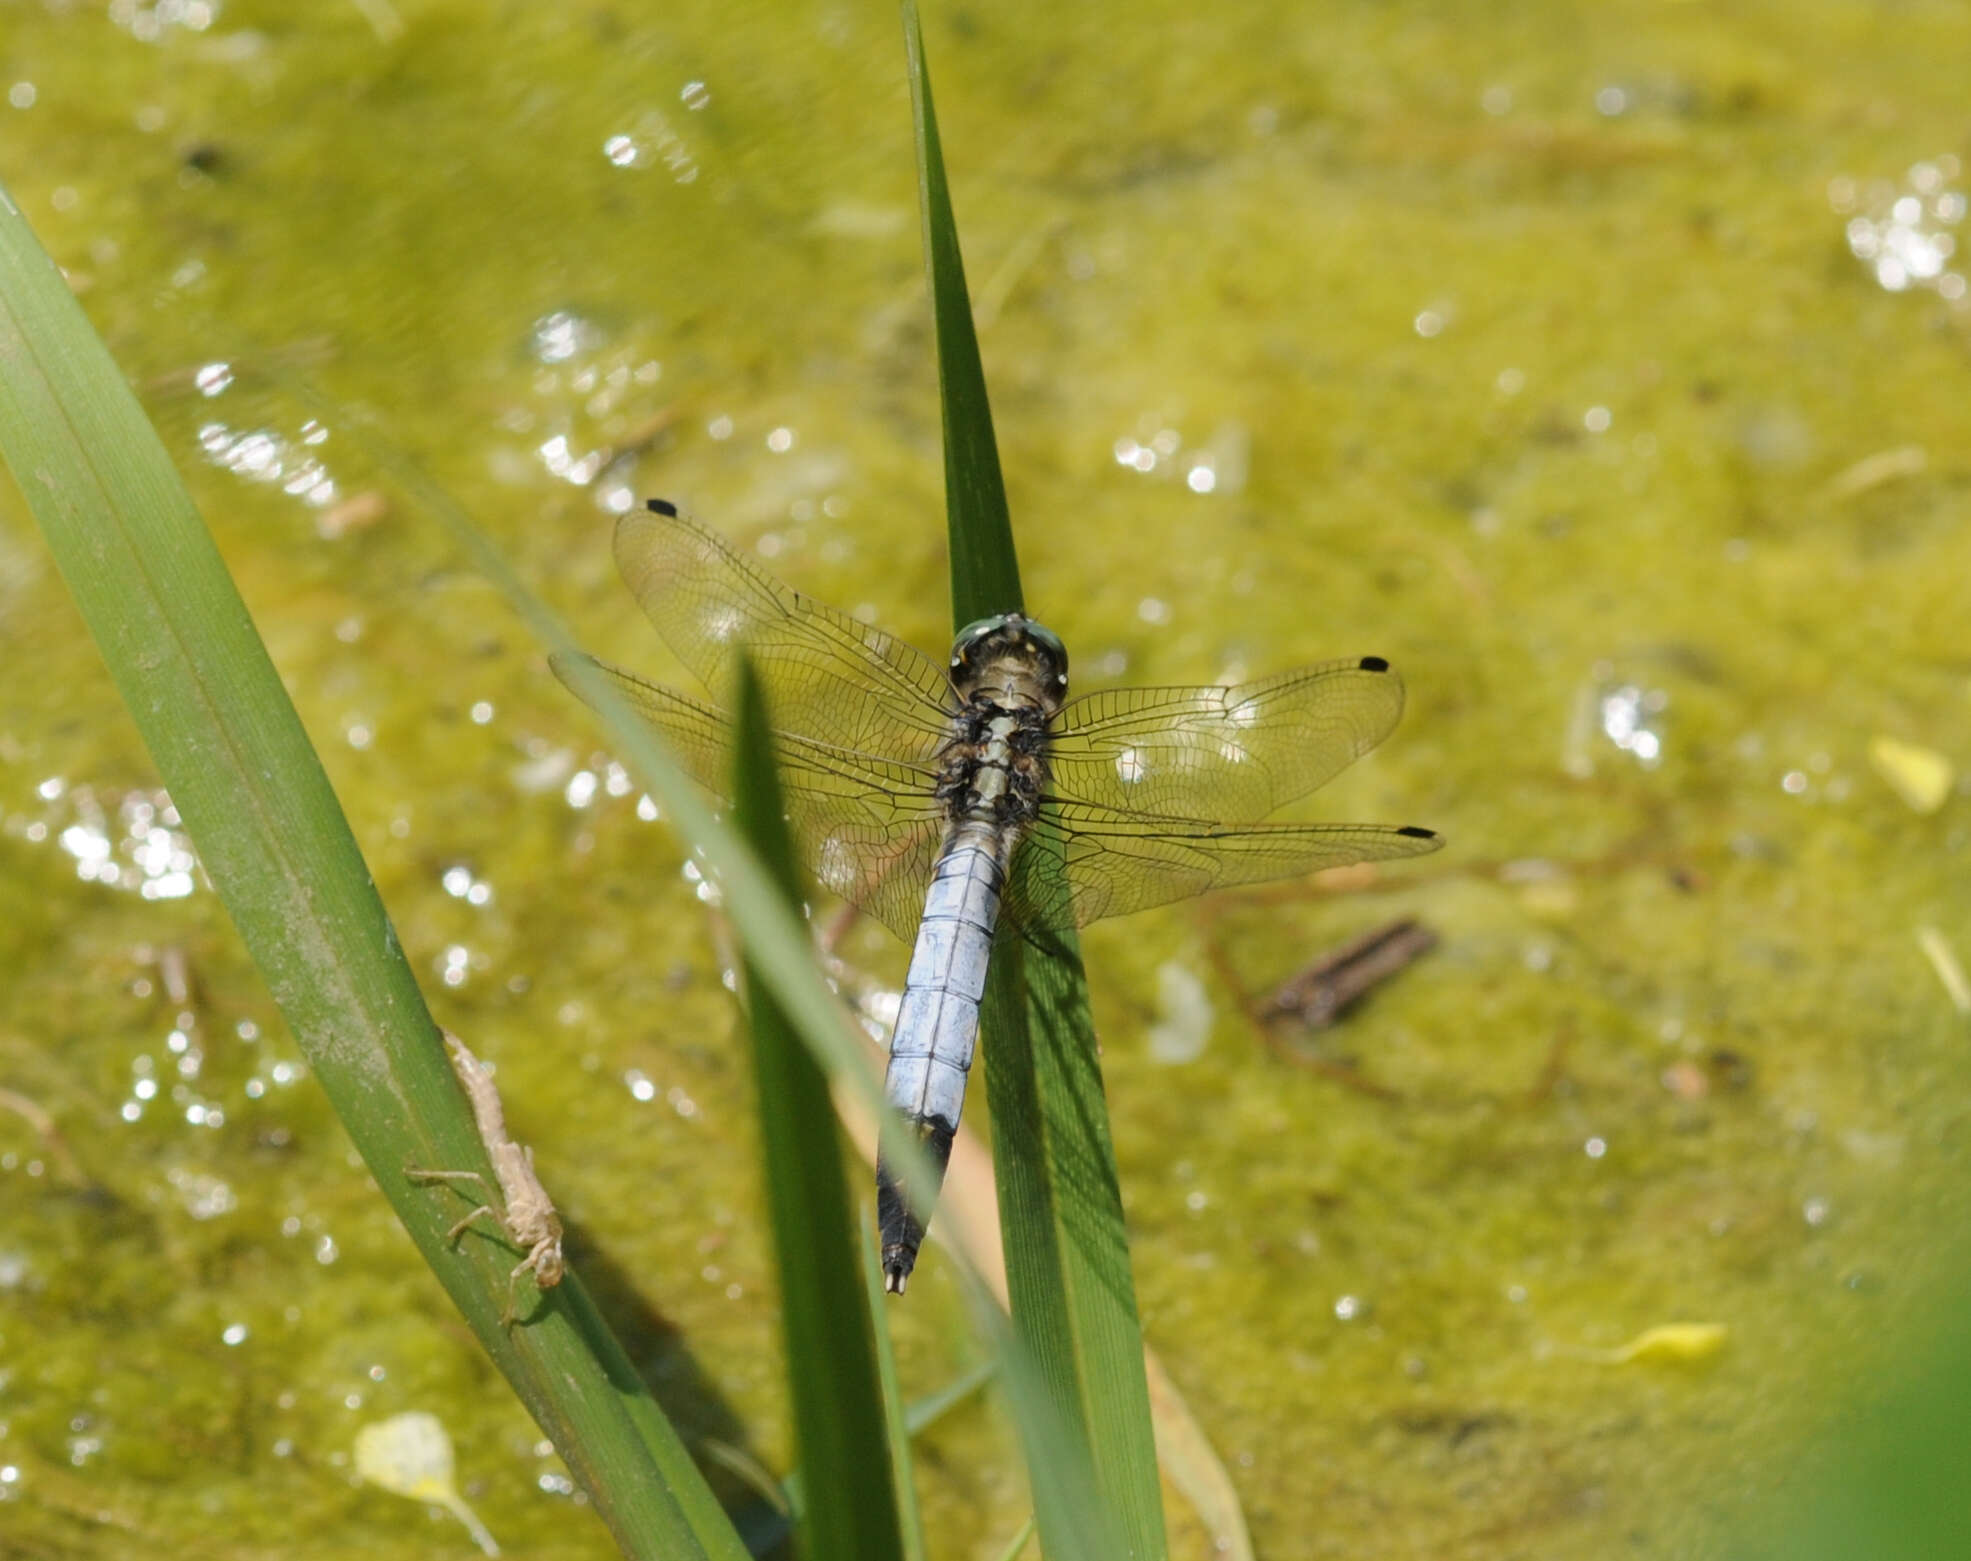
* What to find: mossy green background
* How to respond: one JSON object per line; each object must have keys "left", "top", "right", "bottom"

{"left": 1, "top": 1, "right": 1967, "bottom": 1556}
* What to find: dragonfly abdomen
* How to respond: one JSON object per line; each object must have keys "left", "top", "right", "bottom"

{"left": 886, "top": 834, "right": 1002, "bottom": 1113}
{"left": 877, "top": 814, "right": 1013, "bottom": 1291}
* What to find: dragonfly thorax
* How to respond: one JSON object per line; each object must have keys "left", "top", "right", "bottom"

{"left": 947, "top": 613, "right": 1069, "bottom": 715}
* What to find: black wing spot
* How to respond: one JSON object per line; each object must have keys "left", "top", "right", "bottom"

{"left": 1359, "top": 655, "right": 1390, "bottom": 673}
{"left": 1398, "top": 825, "right": 1437, "bottom": 839}
{"left": 646, "top": 497, "right": 679, "bottom": 517}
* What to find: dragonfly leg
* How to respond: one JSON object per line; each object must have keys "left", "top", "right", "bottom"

{"left": 406, "top": 1166, "right": 492, "bottom": 1193}
{"left": 407, "top": 1167, "right": 506, "bottom": 1246}
{"left": 500, "top": 1258, "right": 536, "bottom": 1329}
{"left": 443, "top": 1204, "right": 504, "bottom": 1247}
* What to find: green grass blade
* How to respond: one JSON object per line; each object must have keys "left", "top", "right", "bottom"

{"left": 901, "top": 1358, "right": 994, "bottom": 1438}
{"left": 903, "top": 2, "right": 1022, "bottom": 626}
{"left": 976, "top": 919, "right": 1164, "bottom": 1554}
{"left": 901, "top": 10, "right": 1169, "bottom": 1558}
{"left": 1732, "top": 1262, "right": 1971, "bottom": 1560}
{"left": 317, "top": 401, "right": 963, "bottom": 1290}
{"left": 991, "top": 1514, "right": 1038, "bottom": 1561}
{"left": 861, "top": 1218, "right": 932, "bottom": 1561}
{"left": 323, "top": 407, "right": 991, "bottom": 1555}
{"left": 963, "top": 1288, "right": 1128, "bottom": 1561}
{"left": 316, "top": 394, "right": 922, "bottom": 1158}
{"left": 309, "top": 397, "right": 995, "bottom": 1551}
{"left": 732, "top": 657, "right": 906, "bottom": 1561}
{"left": 0, "top": 186, "right": 744, "bottom": 1561}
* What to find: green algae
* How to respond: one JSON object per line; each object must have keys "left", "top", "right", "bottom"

{"left": 1, "top": 2, "right": 1968, "bottom": 1556}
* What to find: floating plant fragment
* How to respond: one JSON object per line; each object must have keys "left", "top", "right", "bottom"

{"left": 354, "top": 1411, "right": 501, "bottom": 1556}
{"left": 1868, "top": 735, "right": 1954, "bottom": 815}
{"left": 1916, "top": 926, "right": 1970, "bottom": 1016}
{"left": 1584, "top": 1322, "right": 1729, "bottom": 1366}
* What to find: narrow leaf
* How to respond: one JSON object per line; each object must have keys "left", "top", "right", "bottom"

{"left": 861, "top": 1217, "right": 932, "bottom": 1561}
{"left": 901, "top": 10, "right": 1169, "bottom": 1559}
{"left": 991, "top": 1513, "right": 1038, "bottom": 1561}
{"left": 1732, "top": 1257, "right": 1971, "bottom": 1559}
{"left": 732, "top": 656, "right": 906, "bottom": 1561}
{"left": 309, "top": 395, "right": 957, "bottom": 1253}
{"left": 0, "top": 184, "right": 743, "bottom": 1561}
{"left": 904, "top": 1, "right": 1022, "bottom": 625}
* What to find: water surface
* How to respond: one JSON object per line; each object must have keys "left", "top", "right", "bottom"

{"left": 1, "top": 2, "right": 1967, "bottom": 1555}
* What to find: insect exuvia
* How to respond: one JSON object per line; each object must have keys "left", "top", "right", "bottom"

{"left": 557, "top": 500, "right": 1440, "bottom": 1292}
{"left": 408, "top": 1031, "right": 566, "bottom": 1324}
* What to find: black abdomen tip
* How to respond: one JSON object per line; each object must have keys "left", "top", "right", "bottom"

{"left": 1359, "top": 655, "right": 1390, "bottom": 673}
{"left": 1398, "top": 825, "right": 1437, "bottom": 839}
{"left": 646, "top": 497, "right": 679, "bottom": 517}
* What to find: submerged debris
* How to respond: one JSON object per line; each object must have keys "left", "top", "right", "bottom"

{"left": 1263, "top": 919, "right": 1439, "bottom": 1030}
{"left": 1824, "top": 444, "right": 1926, "bottom": 501}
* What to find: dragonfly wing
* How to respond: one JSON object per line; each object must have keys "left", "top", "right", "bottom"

{"left": 1007, "top": 800, "right": 1441, "bottom": 930}
{"left": 553, "top": 654, "right": 946, "bottom": 942}
{"left": 612, "top": 503, "right": 954, "bottom": 761}
{"left": 1045, "top": 657, "right": 1407, "bottom": 822}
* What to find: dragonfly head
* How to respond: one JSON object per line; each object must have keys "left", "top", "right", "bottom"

{"left": 949, "top": 614, "right": 1069, "bottom": 712}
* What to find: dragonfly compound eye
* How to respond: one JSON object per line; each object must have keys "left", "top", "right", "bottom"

{"left": 1020, "top": 619, "right": 1068, "bottom": 688}
{"left": 951, "top": 614, "right": 1016, "bottom": 670}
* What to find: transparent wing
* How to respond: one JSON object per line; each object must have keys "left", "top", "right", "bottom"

{"left": 553, "top": 655, "right": 947, "bottom": 942}
{"left": 1008, "top": 801, "right": 1441, "bottom": 931}
{"left": 1045, "top": 657, "right": 1407, "bottom": 822}
{"left": 612, "top": 503, "right": 954, "bottom": 762}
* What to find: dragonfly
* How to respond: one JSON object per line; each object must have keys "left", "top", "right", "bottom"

{"left": 556, "top": 500, "right": 1440, "bottom": 1292}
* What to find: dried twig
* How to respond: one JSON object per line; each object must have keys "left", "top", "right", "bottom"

{"left": 1262, "top": 918, "right": 1439, "bottom": 1030}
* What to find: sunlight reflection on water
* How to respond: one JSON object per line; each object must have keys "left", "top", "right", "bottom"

{"left": 1833, "top": 156, "right": 1966, "bottom": 302}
